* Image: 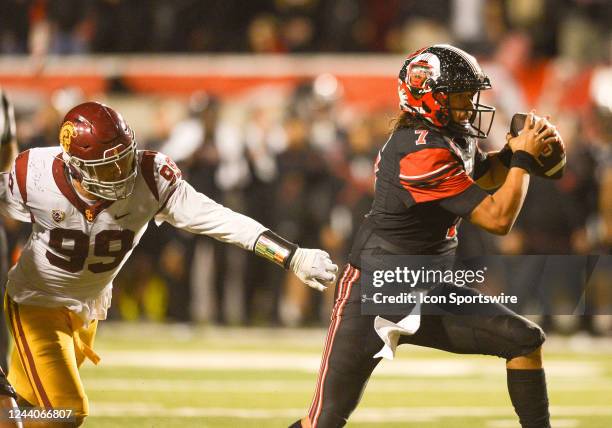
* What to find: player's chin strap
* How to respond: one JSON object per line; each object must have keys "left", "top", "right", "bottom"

{"left": 253, "top": 230, "right": 298, "bottom": 269}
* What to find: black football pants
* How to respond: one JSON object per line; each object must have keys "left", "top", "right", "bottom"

{"left": 306, "top": 264, "right": 546, "bottom": 428}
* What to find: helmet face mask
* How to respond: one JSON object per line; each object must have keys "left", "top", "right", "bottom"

{"left": 59, "top": 102, "right": 138, "bottom": 201}
{"left": 398, "top": 44, "right": 496, "bottom": 139}
{"left": 65, "top": 140, "right": 137, "bottom": 200}
{"left": 441, "top": 88, "right": 495, "bottom": 139}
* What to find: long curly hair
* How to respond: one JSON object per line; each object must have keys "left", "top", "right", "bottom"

{"left": 392, "top": 111, "right": 430, "bottom": 132}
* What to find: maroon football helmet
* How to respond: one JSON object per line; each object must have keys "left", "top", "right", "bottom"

{"left": 59, "top": 102, "right": 137, "bottom": 200}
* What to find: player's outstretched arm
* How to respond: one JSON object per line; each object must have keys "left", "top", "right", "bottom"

{"left": 469, "top": 112, "right": 559, "bottom": 235}
{"left": 155, "top": 170, "right": 338, "bottom": 291}
{"left": 0, "top": 90, "right": 18, "bottom": 173}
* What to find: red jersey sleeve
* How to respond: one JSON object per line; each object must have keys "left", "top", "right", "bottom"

{"left": 399, "top": 148, "right": 474, "bottom": 203}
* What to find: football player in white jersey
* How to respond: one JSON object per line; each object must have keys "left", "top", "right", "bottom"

{"left": 0, "top": 101, "right": 338, "bottom": 427}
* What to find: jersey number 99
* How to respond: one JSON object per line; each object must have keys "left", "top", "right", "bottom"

{"left": 46, "top": 228, "right": 135, "bottom": 273}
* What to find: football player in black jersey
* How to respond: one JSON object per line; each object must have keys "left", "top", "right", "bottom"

{"left": 290, "top": 45, "right": 563, "bottom": 428}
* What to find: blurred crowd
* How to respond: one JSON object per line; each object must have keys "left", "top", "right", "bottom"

{"left": 0, "top": 0, "right": 610, "bottom": 59}
{"left": 0, "top": 0, "right": 610, "bottom": 332}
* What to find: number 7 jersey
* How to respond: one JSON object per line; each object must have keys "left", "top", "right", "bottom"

{"left": 0, "top": 147, "right": 266, "bottom": 322}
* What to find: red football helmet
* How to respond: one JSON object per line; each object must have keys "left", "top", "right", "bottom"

{"left": 398, "top": 44, "right": 495, "bottom": 138}
{"left": 59, "top": 102, "right": 137, "bottom": 200}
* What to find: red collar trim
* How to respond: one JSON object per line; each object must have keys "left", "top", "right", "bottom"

{"left": 52, "top": 155, "right": 114, "bottom": 222}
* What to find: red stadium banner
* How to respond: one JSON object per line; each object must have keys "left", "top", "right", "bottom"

{"left": 0, "top": 55, "right": 596, "bottom": 110}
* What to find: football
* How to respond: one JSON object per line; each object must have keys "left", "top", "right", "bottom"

{"left": 510, "top": 112, "right": 567, "bottom": 179}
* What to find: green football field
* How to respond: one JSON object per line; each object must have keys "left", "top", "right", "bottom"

{"left": 79, "top": 322, "right": 612, "bottom": 428}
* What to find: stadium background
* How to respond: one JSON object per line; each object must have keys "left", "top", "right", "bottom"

{"left": 0, "top": 0, "right": 611, "bottom": 427}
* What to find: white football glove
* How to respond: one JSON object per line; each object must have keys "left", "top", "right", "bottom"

{"left": 290, "top": 248, "right": 338, "bottom": 291}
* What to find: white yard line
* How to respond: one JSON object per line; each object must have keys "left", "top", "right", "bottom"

{"left": 88, "top": 403, "right": 612, "bottom": 421}
{"left": 83, "top": 378, "right": 612, "bottom": 393}
{"left": 92, "top": 350, "right": 604, "bottom": 378}
{"left": 487, "top": 420, "right": 579, "bottom": 428}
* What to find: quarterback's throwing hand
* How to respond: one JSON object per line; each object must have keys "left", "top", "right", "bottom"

{"left": 290, "top": 249, "right": 338, "bottom": 291}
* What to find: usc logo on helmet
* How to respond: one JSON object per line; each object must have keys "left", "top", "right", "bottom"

{"left": 59, "top": 121, "right": 77, "bottom": 152}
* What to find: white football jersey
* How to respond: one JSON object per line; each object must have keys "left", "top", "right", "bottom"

{"left": 0, "top": 147, "right": 267, "bottom": 322}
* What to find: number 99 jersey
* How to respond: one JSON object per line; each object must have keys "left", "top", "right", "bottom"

{"left": 0, "top": 146, "right": 266, "bottom": 323}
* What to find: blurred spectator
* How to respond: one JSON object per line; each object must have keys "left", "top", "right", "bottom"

{"left": 19, "top": 101, "right": 61, "bottom": 149}
{"left": 242, "top": 106, "right": 284, "bottom": 323}
{"left": 248, "top": 14, "right": 286, "bottom": 53}
{"left": 47, "top": 0, "right": 92, "bottom": 54}
{"left": 275, "top": 114, "right": 335, "bottom": 324}
{"left": 91, "top": 0, "right": 154, "bottom": 52}
{"left": 155, "top": 93, "right": 230, "bottom": 323}
{"left": 0, "top": 0, "right": 30, "bottom": 53}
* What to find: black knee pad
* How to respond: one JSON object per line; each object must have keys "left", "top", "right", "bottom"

{"left": 510, "top": 317, "right": 545, "bottom": 349}
{"left": 444, "top": 314, "right": 546, "bottom": 360}
{"left": 499, "top": 316, "right": 546, "bottom": 359}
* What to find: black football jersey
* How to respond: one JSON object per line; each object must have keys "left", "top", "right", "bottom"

{"left": 349, "top": 126, "right": 490, "bottom": 265}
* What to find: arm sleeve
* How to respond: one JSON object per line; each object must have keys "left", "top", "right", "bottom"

{"left": 144, "top": 150, "right": 267, "bottom": 250}
{"left": 399, "top": 147, "right": 488, "bottom": 218}
{"left": 472, "top": 145, "right": 492, "bottom": 181}
{"left": 154, "top": 178, "right": 267, "bottom": 251}
{"left": 0, "top": 159, "right": 32, "bottom": 222}
{"left": 437, "top": 184, "right": 488, "bottom": 218}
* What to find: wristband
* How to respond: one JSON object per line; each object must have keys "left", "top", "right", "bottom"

{"left": 510, "top": 150, "right": 538, "bottom": 174}
{"left": 253, "top": 230, "right": 298, "bottom": 269}
{"left": 498, "top": 144, "right": 513, "bottom": 168}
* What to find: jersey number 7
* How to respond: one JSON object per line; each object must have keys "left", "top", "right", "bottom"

{"left": 415, "top": 130, "right": 429, "bottom": 145}
{"left": 46, "top": 228, "right": 135, "bottom": 273}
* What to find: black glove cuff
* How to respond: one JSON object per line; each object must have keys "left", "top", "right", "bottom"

{"left": 498, "top": 144, "right": 513, "bottom": 168}
{"left": 510, "top": 150, "right": 538, "bottom": 174}
{"left": 253, "top": 230, "right": 298, "bottom": 269}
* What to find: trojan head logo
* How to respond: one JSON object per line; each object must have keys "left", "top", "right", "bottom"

{"left": 51, "top": 209, "right": 65, "bottom": 223}
{"left": 59, "top": 121, "right": 77, "bottom": 152}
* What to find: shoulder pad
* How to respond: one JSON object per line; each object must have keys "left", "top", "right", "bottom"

{"left": 139, "top": 150, "right": 183, "bottom": 203}
{"left": 392, "top": 127, "right": 450, "bottom": 155}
